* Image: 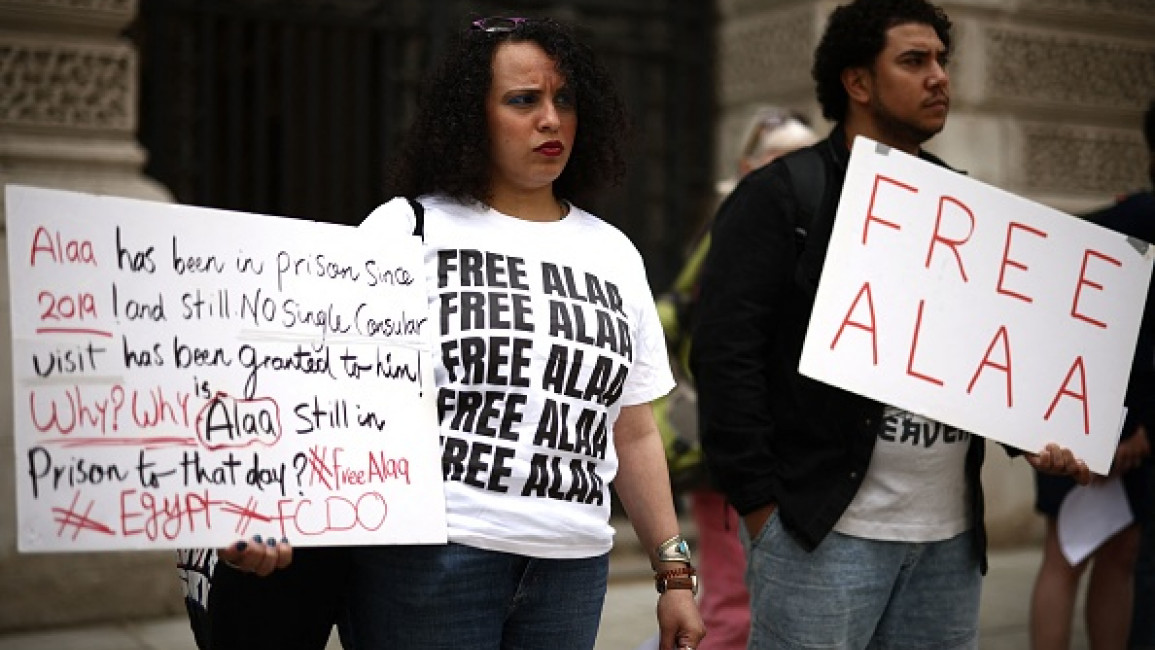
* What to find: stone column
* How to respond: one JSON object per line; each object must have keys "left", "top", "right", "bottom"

{"left": 0, "top": 0, "right": 179, "bottom": 630}
{"left": 715, "top": 0, "right": 1155, "bottom": 546}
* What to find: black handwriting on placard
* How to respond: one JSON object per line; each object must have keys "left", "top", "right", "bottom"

{"left": 196, "top": 393, "right": 282, "bottom": 450}
{"left": 19, "top": 204, "right": 435, "bottom": 549}
{"left": 31, "top": 341, "right": 107, "bottom": 378}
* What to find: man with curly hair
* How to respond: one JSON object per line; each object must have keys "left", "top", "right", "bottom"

{"left": 691, "top": 0, "right": 1091, "bottom": 647}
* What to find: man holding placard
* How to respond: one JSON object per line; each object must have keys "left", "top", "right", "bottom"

{"left": 692, "top": 0, "right": 1093, "bottom": 647}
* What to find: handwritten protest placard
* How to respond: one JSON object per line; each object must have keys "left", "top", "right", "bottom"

{"left": 799, "top": 137, "right": 1152, "bottom": 475}
{"left": 6, "top": 185, "right": 446, "bottom": 551}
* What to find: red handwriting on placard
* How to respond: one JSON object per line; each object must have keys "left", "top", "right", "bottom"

{"left": 54, "top": 491, "right": 115, "bottom": 540}
{"left": 37, "top": 289, "right": 98, "bottom": 323}
{"left": 120, "top": 489, "right": 213, "bottom": 541}
{"left": 1071, "top": 250, "right": 1122, "bottom": 329}
{"left": 863, "top": 175, "right": 916, "bottom": 244}
{"left": 997, "top": 223, "right": 1047, "bottom": 304}
{"left": 827, "top": 172, "right": 1125, "bottom": 434}
{"left": 926, "top": 196, "right": 976, "bottom": 282}
{"left": 219, "top": 496, "right": 266, "bottom": 537}
{"left": 29, "top": 227, "right": 97, "bottom": 267}
{"left": 300, "top": 446, "right": 411, "bottom": 492}
{"left": 28, "top": 384, "right": 196, "bottom": 437}
{"left": 275, "top": 491, "right": 388, "bottom": 537}
{"left": 830, "top": 282, "right": 879, "bottom": 365}
{"left": 1044, "top": 357, "right": 1091, "bottom": 435}
{"left": 45, "top": 489, "right": 397, "bottom": 543}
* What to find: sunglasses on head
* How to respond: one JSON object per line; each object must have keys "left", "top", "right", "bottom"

{"left": 754, "top": 109, "right": 807, "bottom": 132}
{"left": 471, "top": 16, "right": 528, "bottom": 33}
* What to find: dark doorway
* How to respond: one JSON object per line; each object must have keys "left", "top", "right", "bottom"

{"left": 133, "top": 0, "right": 715, "bottom": 288}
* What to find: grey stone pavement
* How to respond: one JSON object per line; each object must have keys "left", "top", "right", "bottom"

{"left": 0, "top": 543, "right": 1087, "bottom": 650}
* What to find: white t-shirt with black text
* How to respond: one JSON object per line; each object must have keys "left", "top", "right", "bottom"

{"left": 833, "top": 407, "right": 971, "bottom": 542}
{"left": 364, "top": 195, "right": 674, "bottom": 559}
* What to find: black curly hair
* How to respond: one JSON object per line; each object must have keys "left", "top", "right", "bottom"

{"left": 812, "top": 0, "right": 952, "bottom": 123}
{"left": 386, "top": 17, "right": 630, "bottom": 206}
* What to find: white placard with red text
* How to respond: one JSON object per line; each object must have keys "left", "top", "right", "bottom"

{"left": 799, "top": 138, "right": 1152, "bottom": 475}
{"left": 6, "top": 185, "right": 447, "bottom": 551}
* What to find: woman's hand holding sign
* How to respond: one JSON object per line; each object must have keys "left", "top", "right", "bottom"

{"left": 218, "top": 535, "right": 293, "bottom": 576}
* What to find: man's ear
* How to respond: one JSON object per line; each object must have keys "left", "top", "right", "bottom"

{"left": 842, "top": 66, "right": 871, "bottom": 106}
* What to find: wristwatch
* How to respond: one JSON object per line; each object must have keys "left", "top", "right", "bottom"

{"left": 654, "top": 565, "right": 698, "bottom": 595}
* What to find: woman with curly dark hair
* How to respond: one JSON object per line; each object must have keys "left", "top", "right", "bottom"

{"left": 349, "top": 16, "right": 704, "bottom": 650}
{"left": 386, "top": 17, "right": 628, "bottom": 210}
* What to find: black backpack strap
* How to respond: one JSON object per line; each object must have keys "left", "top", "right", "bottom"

{"left": 406, "top": 197, "right": 425, "bottom": 240}
{"left": 782, "top": 148, "right": 826, "bottom": 250}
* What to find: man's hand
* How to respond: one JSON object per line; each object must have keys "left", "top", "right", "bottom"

{"left": 1025, "top": 443, "right": 1091, "bottom": 485}
{"left": 218, "top": 535, "right": 293, "bottom": 577}
{"left": 741, "top": 503, "right": 777, "bottom": 539}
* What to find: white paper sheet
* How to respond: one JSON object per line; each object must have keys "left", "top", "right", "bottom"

{"left": 1057, "top": 475, "right": 1133, "bottom": 565}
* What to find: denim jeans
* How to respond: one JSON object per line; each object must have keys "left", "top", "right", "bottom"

{"left": 743, "top": 512, "right": 981, "bottom": 650}
{"left": 345, "top": 542, "right": 609, "bottom": 649}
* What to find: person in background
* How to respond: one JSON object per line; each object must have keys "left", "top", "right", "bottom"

{"left": 1028, "top": 99, "right": 1155, "bottom": 650}
{"left": 1130, "top": 97, "right": 1155, "bottom": 650}
{"left": 347, "top": 16, "right": 704, "bottom": 650}
{"left": 690, "top": 0, "right": 1092, "bottom": 647}
{"left": 654, "top": 106, "right": 818, "bottom": 650}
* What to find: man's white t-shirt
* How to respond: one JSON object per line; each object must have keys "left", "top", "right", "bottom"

{"left": 833, "top": 407, "right": 972, "bottom": 542}
{"left": 365, "top": 195, "right": 674, "bottom": 559}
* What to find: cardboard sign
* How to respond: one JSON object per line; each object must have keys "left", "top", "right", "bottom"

{"left": 6, "top": 185, "right": 446, "bottom": 551}
{"left": 799, "top": 138, "right": 1152, "bottom": 475}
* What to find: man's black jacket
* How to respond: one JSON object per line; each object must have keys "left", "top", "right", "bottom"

{"left": 1088, "top": 191, "right": 1155, "bottom": 442}
{"left": 690, "top": 125, "right": 989, "bottom": 572}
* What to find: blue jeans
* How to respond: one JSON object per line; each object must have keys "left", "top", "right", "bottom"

{"left": 743, "top": 512, "right": 981, "bottom": 649}
{"left": 345, "top": 543, "right": 609, "bottom": 649}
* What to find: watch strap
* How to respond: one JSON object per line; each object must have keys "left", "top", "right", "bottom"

{"left": 654, "top": 565, "right": 698, "bottom": 595}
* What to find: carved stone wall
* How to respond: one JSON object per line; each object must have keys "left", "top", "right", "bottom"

{"left": 718, "top": 0, "right": 1154, "bottom": 211}
{"left": 1021, "top": 123, "right": 1148, "bottom": 195}
{"left": 715, "top": 0, "right": 1154, "bottom": 547}
{"left": 0, "top": 0, "right": 177, "bottom": 633}
{"left": 0, "top": 37, "right": 133, "bottom": 130}
{"left": 715, "top": 0, "right": 824, "bottom": 185}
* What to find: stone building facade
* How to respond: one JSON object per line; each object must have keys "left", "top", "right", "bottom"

{"left": 0, "top": 0, "right": 178, "bottom": 632}
{"left": 0, "top": 0, "right": 1152, "bottom": 632}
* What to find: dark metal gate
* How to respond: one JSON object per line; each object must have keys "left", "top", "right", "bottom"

{"left": 133, "top": 0, "right": 715, "bottom": 287}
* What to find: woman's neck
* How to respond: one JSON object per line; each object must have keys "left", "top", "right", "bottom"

{"left": 486, "top": 189, "right": 568, "bottom": 222}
